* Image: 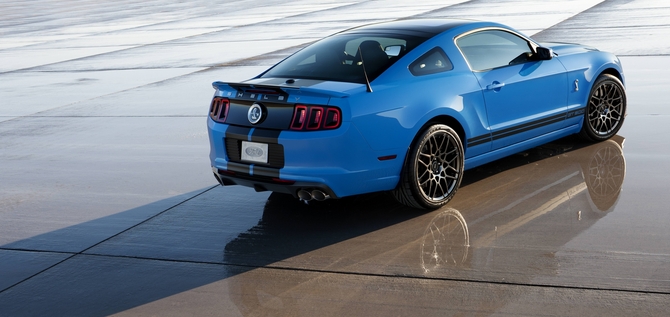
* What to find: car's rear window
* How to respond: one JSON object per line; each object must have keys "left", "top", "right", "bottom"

{"left": 261, "top": 33, "right": 428, "bottom": 83}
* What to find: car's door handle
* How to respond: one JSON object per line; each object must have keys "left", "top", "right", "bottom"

{"left": 486, "top": 81, "right": 505, "bottom": 90}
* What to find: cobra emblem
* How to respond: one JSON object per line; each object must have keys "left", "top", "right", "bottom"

{"left": 248, "top": 103, "right": 263, "bottom": 124}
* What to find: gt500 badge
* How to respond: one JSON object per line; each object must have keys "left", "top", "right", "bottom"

{"left": 248, "top": 103, "right": 264, "bottom": 124}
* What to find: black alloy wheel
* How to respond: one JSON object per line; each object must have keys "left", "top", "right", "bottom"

{"left": 393, "top": 124, "right": 464, "bottom": 209}
{"left": 580, "top": 74, "right": 626, "bottom": 142}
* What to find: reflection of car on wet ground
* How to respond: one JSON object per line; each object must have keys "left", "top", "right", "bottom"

{"left": 223, "top": 137, "right": 626, "bottom": 315}
{"left": 422, "top": 136, "right": 626, "bottom": 272}
{"left": 208, "top": 19, "right": 626, "bottom": 209}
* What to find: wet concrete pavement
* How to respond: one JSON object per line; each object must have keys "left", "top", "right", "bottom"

{"left": 1, "top": 0, "right": 670, "bottom": 316}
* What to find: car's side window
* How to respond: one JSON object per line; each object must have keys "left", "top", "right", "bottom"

{"left": 456, "top": 30, "right": 534, "bottom": 71}
{"left": 409, "top": 47, "right": 453, "bottom": 76}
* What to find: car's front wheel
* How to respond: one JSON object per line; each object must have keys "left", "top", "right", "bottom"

{"left": 393, "top": 124, "right": 464, "bottom": 209}
{"left": 579, "top": 74, "right": 626, "bottom": 142}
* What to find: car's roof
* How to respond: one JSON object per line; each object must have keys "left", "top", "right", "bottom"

{"left": 340, "top": 19, "right": 477, "bottom": 37}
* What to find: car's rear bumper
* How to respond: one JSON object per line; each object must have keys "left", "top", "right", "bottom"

{"left": 212, "top": 167, "right": 338, "bottom": 199}
{"left": 208, "top": 119, "right": 404, "bottom": 198}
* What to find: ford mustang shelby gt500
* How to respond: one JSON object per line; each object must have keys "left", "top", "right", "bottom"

{"left": 207, "top": 19, "right": 626, "bottom": 209}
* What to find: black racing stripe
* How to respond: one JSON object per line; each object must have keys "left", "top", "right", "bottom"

{"left": 566, "top": 107, "right": 586, "bottom": 119}
{"left": 467, "top": 134, "right": 491, "bottom": 147}
{"left": 224, "top": 126, "right": 252, "bottom": 174}
{"left": 223, "top": 126, "right": 286, "bottom": 174}
{"left": 253, "top": 165, "right": 280, "bottom": 178}
{"left": 224, "top": 125, "right": 251, "bottom": 165}
{"left": 492, "top": 116, "right": 565, "bottom": 141}
{"left": 493, "top": 112, "right": 565, "bottom": 138}
{"left": 468, "top": 138, "right": 491, "bottom": 147}
{"left": 252, "top": 128, "right": 285, "bottom": 168}
{"left": 492, "top": 113, "right": 566, "bottom": 138}
{"left": 251, "top": 128, "right": 281, "bottom": 143}
{"left": 468, "top": 134, "right": 490, "bottom": 142}
{"left": 225, "top": 125, "right": 252, "bottom": 139}
{"left": 227, "top": 162, "right": 250, "bottom": 174}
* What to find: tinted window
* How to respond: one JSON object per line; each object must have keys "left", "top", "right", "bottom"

{"left": 410, "top": 47, "right": 453, "bottom": 76}
{"left": 261, "top": 33, "right": 427, "bottom": 83}
{"left": 456, "top": 30, "right": 533, "bottom": 71}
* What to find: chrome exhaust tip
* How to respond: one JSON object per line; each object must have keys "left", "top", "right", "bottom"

{"left": 311, "top": 190, "right": 330, "bottom": 201}
{"left": 297, "top": 189, "right": 313, "bottom": 201}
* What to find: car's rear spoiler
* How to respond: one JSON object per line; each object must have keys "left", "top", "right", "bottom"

{"left": 212, "top": 81, "right": 352, "bottom": 99}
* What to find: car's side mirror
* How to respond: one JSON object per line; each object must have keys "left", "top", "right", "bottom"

{"left": 536, "top": 46, "right": 554, "bottom": 60}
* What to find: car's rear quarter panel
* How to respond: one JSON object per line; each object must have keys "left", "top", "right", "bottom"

{"left": 349, "top": 31, "right": 493, "bottom": 163}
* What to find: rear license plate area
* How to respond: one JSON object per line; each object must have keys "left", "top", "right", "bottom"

{"left": 241, "top": 141, "right": 269, "bottom": 164}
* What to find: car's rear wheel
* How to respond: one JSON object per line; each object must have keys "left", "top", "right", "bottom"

{"left": 579, "top": 74, "right": 626, "bottom": 142}
{"left": 393, "top": 124, "right": 464, "bottom": 209}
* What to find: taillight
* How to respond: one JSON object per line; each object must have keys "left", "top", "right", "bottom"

{"left": 290, "top": 105, "right": 307, "bottom": 130}
{"left": 324, "top": 108, "right": 341, "bottom": 129}
{"left": 306, "top": 107, "right": 323, "bottom": 130}
{"left": 209, "top": 97, "right": 229, "bottom": 122}
{"left": 290, "top": 104, "right": 341, "bottom": 131}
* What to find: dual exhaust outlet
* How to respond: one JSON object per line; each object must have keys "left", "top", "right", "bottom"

{"left": 297, "top": 189, "right": 330, "bottom": 201}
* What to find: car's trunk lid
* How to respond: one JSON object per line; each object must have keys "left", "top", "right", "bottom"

{"left": 211, "top": 79, "right": 364, "bottom": 130}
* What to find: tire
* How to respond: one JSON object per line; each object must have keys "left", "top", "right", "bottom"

{"left": 579, "top": 74, "right": 626, "bottom": 142}
{"left": 393, "top": 124, "right": 464, "bottom": 209}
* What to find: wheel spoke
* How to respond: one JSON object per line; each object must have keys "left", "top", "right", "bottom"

{"left": 443, "top": 173, "right": 459, "bottom": 180}
{"left": 429, "top": 136, "right": 440, "bottom": 156}
{"left": 430, "top": 180, "right": 440, "bottom": 198}
{"left": 430, "top": 179, "right": 440, "bottom": 198}
{"left": 418, "top": 157, "right": 431, "bottom": 168}
{"left": 418, "top": 168, "right": 431, "bottom": 182}
{"left": 435, "top": 179, "right": 443, "bottom": 198}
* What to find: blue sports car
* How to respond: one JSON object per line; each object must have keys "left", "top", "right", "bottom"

{"left": 207, "top": 19, "right": 626, "bottom": 209}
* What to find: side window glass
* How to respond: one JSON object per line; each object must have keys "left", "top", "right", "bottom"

{"left": 297, "top": 54, "right": 316, "bottom": 66}
{"left": 456, "top": 30, "right": 533, "bottom": 71}
{"left": 410, "top": 47, "right": 453, "bottom": 76}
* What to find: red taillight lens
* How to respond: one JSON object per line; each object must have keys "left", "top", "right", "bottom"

{"left": 209, "top": 97, "right": 229, "bottom": 122}
{"left": 290, "top": 105, "right": 341, "bottom": 131}
{"left": 324, "top": 108, "right": 341, "bottom": 129}
{"left": 291, "top": 105, "right": 307, "bottom": 130}
{"left": 306, "top": 107, "right": 323, "bottom": 130}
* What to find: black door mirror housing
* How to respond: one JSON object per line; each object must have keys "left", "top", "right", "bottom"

{"left": 536, "top": 46, "right": 554, "bottom": 60}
